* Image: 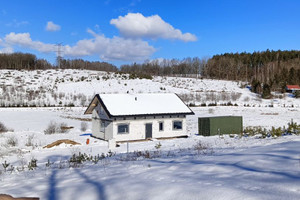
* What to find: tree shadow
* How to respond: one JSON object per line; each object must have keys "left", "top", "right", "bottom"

{"left": 47, "top": 169, "right": 58, "bottom": 200}
{"left": 75, "top": 169, "right": 107, "bottom": 200}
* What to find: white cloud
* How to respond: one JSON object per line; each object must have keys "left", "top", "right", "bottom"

{"left": 5, "top": 32, "right": 56, "bottom": 52}
{"left": 0, "top": 46, "right": 13, "bottom": 53}
{"left": 64, "top": 29, "right": 156, "bottom": 61}
{"left": 110, "top": 13, "right": 197, "bottom": 42}
{"left": 46, "top": 21, "right": 61, "bottom": 32}
{"left": 0, "top": 38, "right": 13, "bottom": 53}
{"left": 2, "top": 31, "right": 155, "bottom": 61}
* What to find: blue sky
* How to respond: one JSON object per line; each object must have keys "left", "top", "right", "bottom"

{"left": 0, "top": 0, "right": 299, "bottom": 66}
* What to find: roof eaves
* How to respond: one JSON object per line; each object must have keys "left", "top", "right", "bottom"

{"left": 109, "top": 111, "right": 194, "bottom": 118}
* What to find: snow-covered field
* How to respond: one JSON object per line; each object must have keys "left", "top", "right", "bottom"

{"left": 0, "top": 106, "right": 299, "bottom": 200}
{"left": 1, "top": 69, "right": 299, "bottom": 107}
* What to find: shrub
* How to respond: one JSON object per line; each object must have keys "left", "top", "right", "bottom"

{"left": 155, "top": 142, "right": 162, "bottom": 149}
{"left": 208, "top": 102, "right": 217, "bottom": 106}
{"left": 0, "top": 122, "right": 8, "bottom": 133}
{"left": 294, "top": 91, "right": 300, "bottom": 98}
{"left": 25, "top": 134, "right": 34, "bottom": 147}
{"left": 44, "top": 121, "right": 57, "bottom": 134}
{"left": 44, "top": 121, "right": 70, "bottom": 134}
{"left": 58, "top": 122, "right": 70, "bottom": 133}
{"left": 6, "top": 136, "right": 18, "bottom": 147}
{"left": 28, "top": 158, "right": 37, "bottom": 170}
{"left": 243, "top": 126, "right": 267, "bottom": 137}
{"left": 287, "top": 120, "right": 300, "bottom": 135}
{"left": 193, "top": 141, "right": 214, "bottom": 155}
{"left": 226, "top": 101, "right": 233, "bottom": 106}
{"left": 2, "top": 160, "right": 10, "bottom": 172}
{"left": 270, "top": 127, "right": 283, "bottom": 137}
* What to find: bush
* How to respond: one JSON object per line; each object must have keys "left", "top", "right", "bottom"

{"left": 193, "top": 141, "right": 214, "bottom": 155}
{"left": 44, "top": 121, "right": 70, "bottom": 134}
{"left": 28, "top": 158, "right": 37, "bottom": 170}
{"left": 200, "top": 103, "right": 206, "bottom": 107}
{"left": 44, "top": 121, "right": 57, "bottom": 134}
{"left": 243, "top": 126, "right": 267, "bottom": 137}
{"left": 0, "top": 122, "right": 8, "bottom": 133}
{"left": 25, "top": 134, "right": 34, "bottom": 147}
{"left": 294, "top": 91, "right": 300, "bottom": 98}
{"left": 6, "top": 136, "right": 18, "bottom": 147}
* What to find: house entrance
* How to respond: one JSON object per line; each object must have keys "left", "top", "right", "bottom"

{"left": 145, "top": 123, "right": 152, "bottom": 139}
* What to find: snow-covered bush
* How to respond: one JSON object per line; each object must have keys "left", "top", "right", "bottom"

{"left": 44, "top": 121, "right": 70, "bottom": 134}
{"left": 44, "top": 121, "right": 57, "bottom": 134}
{"left": 25, "top": 134, "right": 35, "bottom": 147}
{"left": 193, "top": 141, "right": 214, "bottom": 155}
{"left": 6, "top": 136, "right": 18, "bottom": 147}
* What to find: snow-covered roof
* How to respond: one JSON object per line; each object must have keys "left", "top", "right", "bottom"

{"left": 85, "top": 93, "right": 194, "bottom": 116}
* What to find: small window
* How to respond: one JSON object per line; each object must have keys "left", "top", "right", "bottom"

{"left": 159, "top": 122, "right": 164, "bottom": 131}
{"left": 118, "top": 124, "right": 129, "bottom": 134}
{"left": 173, "top": 121, "right": 183, "bottom": 130}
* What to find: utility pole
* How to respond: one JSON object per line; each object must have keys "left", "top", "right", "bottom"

{"left": 55, "top": 42, "right": 63, "bottom": 68}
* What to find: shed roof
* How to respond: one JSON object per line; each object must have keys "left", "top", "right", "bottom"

{"left": 286, "top": 85, "right": 300, "bottom": 90}
{"left": 84, "top": 93, "right": 194, "bottom": 117}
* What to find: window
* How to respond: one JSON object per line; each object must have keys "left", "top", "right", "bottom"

{"left": 159, "top": 122, "right": 164, "bottom": 131}
{"left": 118, "top": 124, "right": 129, "bottom": 134}
{"left": 173, "top": 121, "right": 183, "bottom": 130}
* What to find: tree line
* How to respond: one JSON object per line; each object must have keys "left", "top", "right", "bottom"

{"left": 0, "top": 53, "right": 52, "bottom": 70}
{"left": 204, "top": 50, "right": 300, "bottom": 97}
{"left": 120, "top": 57, "right": 207, "bottom": 77}
{"left": 0, "top": 53, "right": 118, "bottom": 72}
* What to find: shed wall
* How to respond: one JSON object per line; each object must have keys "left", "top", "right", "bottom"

{"left": 198, "top": 116, "right": 243, "bottom": 136}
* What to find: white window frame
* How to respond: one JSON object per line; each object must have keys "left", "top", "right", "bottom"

{"left": 118, "top": 124, "right": 129, "bottom": 134}
{"left": 173, "top": 121, "right": 183, "bottom": 130}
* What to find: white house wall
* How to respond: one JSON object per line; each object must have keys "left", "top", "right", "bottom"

{"left": 112, "top": 116, "right": 187, "bottom": 142}
{"left": 92, "top": 109, "right": 113, "bottom": 140}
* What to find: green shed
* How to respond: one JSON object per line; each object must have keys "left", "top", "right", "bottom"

{"left": 198, "top": 116, "right": 243, "bottom": 136}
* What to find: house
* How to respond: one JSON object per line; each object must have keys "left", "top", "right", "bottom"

{"left": 84, "top": 93, "right": 194, "bottom": 142}
{"left": 286, "top": 85, "right": 300, "bottom": 93}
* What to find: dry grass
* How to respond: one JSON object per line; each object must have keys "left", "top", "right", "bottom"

{"left": 261, "top": 113, "right": 279, "bottom": 115}
{"left": 43, "top": 139, "right": 81, "bottom": 148}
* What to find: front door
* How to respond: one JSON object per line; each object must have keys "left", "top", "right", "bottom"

{"left": 145, "top": 123, "right": 152, "bottom": 139}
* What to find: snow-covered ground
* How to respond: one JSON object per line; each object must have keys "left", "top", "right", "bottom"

{"left": 0, "top": 69, "right": 299, "bottom": 107}
{"left": 0, "top": 106, "right": 299, "bottom": 199}
{"left": 0, "top": 69, "right": 299, "bottom": 199}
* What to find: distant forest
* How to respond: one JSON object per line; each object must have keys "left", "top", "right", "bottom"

{"left": 1, "top": 50, "right": 299, "bottom": 95}
{"left": 0, "top": 53, "right": 118, "bottom": 72}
